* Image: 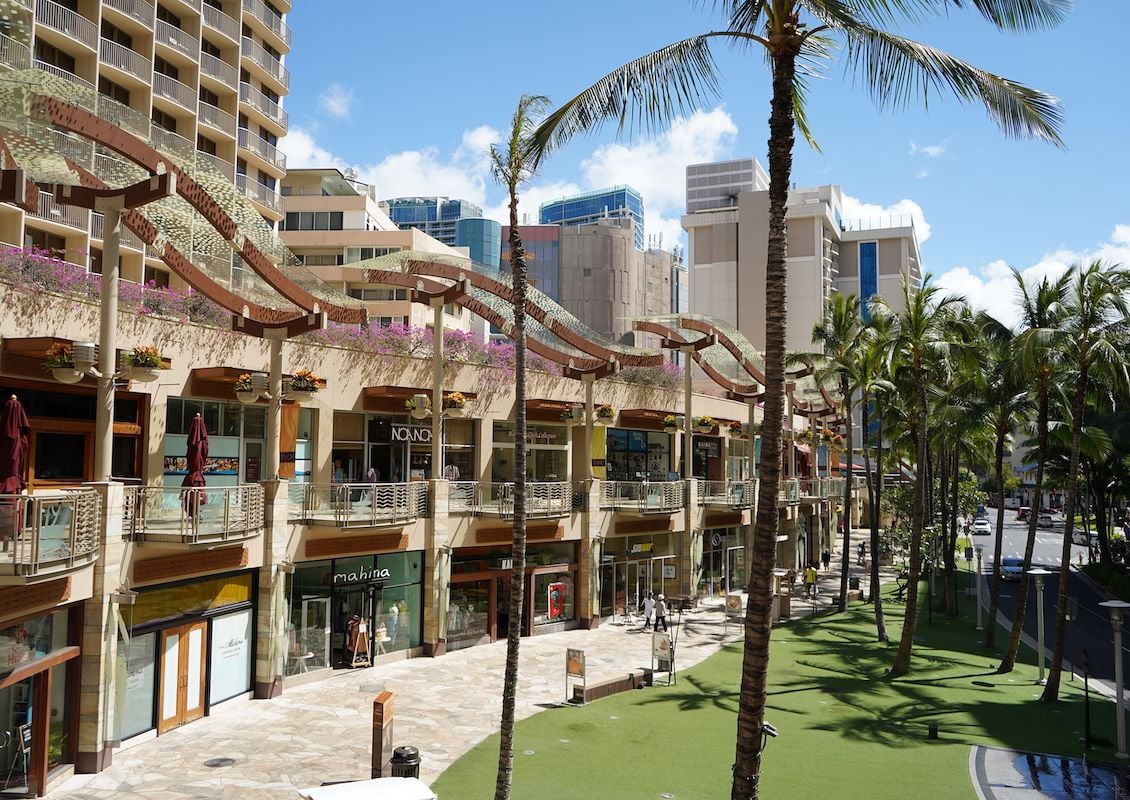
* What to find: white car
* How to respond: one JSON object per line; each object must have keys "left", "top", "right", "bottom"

{"left": 1072, "top": 530, "right": 1090, "bottom": 546}
{"left": 1037, "top": 514, "right": 1062, "bottom": 530}
{"left": 972, "top": 518, "right": 992, "bottom": 535}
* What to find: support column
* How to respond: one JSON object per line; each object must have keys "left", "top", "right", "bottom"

{"left": 424, "top": 479, "right": 450, "bottom": 657}
{"left": 582, "top": 376, "right": 594, "bottom": 481}
{"left": 264, "top": 334, "right": 284, "bottom": 482}
{"left": 745, "top": 399, "right": 757, "bottom": 591}
{"left": 579, "top": 476, "right": 603, "bottom": 628}
{"left": 682, "top": 479, "right": 701, "bottom": 600}
{"left": 93, "top": 208, "right": 120, "bottom": 483}
{"left": 254, "top": 479, "right": 289, "bottom": 698}
{"left": 431, "top": 303, "right": 443, "bottom": 473}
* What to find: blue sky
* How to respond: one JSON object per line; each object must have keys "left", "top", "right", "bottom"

{"left": 279, "top": 1, "right": 1130, "bottom": 325}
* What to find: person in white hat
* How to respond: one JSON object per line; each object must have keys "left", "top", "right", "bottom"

{"left": 654, "top": 594, "right": 668, "bottom": 632}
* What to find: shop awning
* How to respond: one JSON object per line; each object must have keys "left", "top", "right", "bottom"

{"left": 619, "top": 408, "right": 675, "bottom": 431}
{"left": 3, "top": 336, "right": 171, "bottom": 383}
{"left": 795, "top": 444, "right": 811, "bottom": 455}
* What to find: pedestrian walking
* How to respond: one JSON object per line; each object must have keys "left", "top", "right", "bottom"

{"left": 821, "top": 549, "right": 831, "bottom": 572}
{"left": 654, "top": 594, "right": 668, "bottom": 632}
{"left": 857, "top": 541, "right": 866, "bottom": 566}
{"left": 803, "top": 563, "right": 818, "bottom": 599}
{"left": 641, "top": 592, "right": 655, "bottom": 630}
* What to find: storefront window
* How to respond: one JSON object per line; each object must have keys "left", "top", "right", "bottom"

{"left": 47, "top": 662, "right": 69, "bottom": 769}
{"left": 443, "top": 419, "right": 475, "bottom": 481}
{"left": 448, "top": 581, "right": 490, "bottom": 645}
{"left": 0, "top": 678, "right": 31, "bottom": 792}
{"left": 605, "top": 429, "right": 672, "bottom": 481}
{"left": 332, "top": 412, "right": 366, "bottom": 483}
{"left": 492, "top": 422, "right": 568, "bottom": 482}
{"left": 0, "top": 610, "right": 68, "bottom": 673}
{"left": 164, "top": 398, "right": 265, "bottom": 487}
{"left": 208, "top": 609, "right": 253, "bottom": 705}
{"left": 120, "top": 632, "right": 156, "bottom": 740}
{"left": 533, "top": 573, "right": 574, "bottom": 625}
{"left": 727, "top": 438, "right": 749, "bottom": 480}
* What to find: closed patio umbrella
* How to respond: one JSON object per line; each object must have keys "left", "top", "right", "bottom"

{"left": 0, "top": 394, "right": 30, "bottom": 494}
{"left": 182, "top": 413, "right": 208, "bottom": 515}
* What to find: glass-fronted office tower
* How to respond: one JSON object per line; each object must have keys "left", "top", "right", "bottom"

{"left": 539, "top": 186, "right": 645, "bottom": 251}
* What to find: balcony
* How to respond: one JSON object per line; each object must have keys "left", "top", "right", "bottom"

{"left": 237, "top": 126, "right": 285, "bottom": 170}
{"left": 124, "top": 485, "right": 264, "bottom": 545}
{"left": 240, "top": 35, "right": 288, "bottom": 89}
{"left": 34, "top": 59, "right": 94, "bottom": 90}
{"left": 199, "top": 52, "right": 237, "bottom": 85}
{"left": 448, "top": 481, "right": 572, "bottom": 519}
{"left": 30, "top": 191, "right": 88, "bottom": 229}
{"left": 777, "top": 478, "right": 800, "bottom": 503}
{"left": 238, "top": 81, "right": 287, "bottom": 128}
{"left": 196, "top": 149, "right": 234, "bottom": 179}
{"left": 91, "top": 210, "right": 146, "bottom": 250}
{"left": 598, "top": 481, "right": 684, "bottom": 514}
{"left": 290, "top": 482, "right": 427, "bottom": 528}
{"left": 198, "top": 100, "right": 235, "bottom": 133}
{"left": 0, "top": 490, "right": 101, "bottom": 583}
{"left": 152, "top": 71, "right": 195, "bottom": 110}
{"left": 100, "top": 38, "right": 151, "bottom": 81}
{"left": 35, "top": 0, "right": 97, "bottom": 50}
{"left": 103, "top": 0, "right": 155, "bottom": 27}
{"left": 0, "top": 32, "right": 30, "bottom": 70}
{"left": 155, "top": 19, "right": 198, "bottom": 60}
{"left": 235, "top": 173, "right": 279, "bottom": 212}
{"left": 699, "top": 480, "right": 757, "bottom": 509}
{"left": 241, "top": 0, "right": 290, "bottom": 46}
{"left": 150, "top": 125, "right": 194, "bottom": 159}
{"left": 202, "top": 3, "right": 239, "bottom": 41}
{"left": 48, "top": 128, "right": 94, "bottom": 166}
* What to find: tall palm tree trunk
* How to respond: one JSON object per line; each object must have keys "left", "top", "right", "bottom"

{"left": 838, "top": 375, "right": 853, "bottom": 612}
{"left": 985, "top": 422, "right": 1007, "bottom": 648}
{"left": 938, "top": 450, "right": 951, "bottom": 613}
{"left": 863, "top": 394, "right": 888, "bottom": 641}
{"left": 1041, "top": 373, "right": 1088, "bottom": 701}
{"left": 945, "top": 447, "right": 959, "bottom": 618}
{"left": 892, "top": 359, "right": 928, "bottom": 675}
{"left": 495, "top": 204, "right": 528, "bottom": 800}
{"left": 999, "top": 381, "right": 1049, "bottom": 673}
{"left": 732, "top": 44, "right": 798, "bottom": 800}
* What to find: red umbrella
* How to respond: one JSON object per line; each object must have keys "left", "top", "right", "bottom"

{"left": 182, "top": 413, "right": 208, "bottom": 515}
{"left": 0, "top": 394, "right": 30, "bottom": 494}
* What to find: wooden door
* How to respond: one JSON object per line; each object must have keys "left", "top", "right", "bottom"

{"left": 157, "top": 621, "right": 208, "bottom": 734}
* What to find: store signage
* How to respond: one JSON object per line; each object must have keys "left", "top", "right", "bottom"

{"left": 333, "top": 565, "right": 392, "bottom": 585}
{"left": 566, "top": 648, "right": 585, "bottom": 678}
{"left": 391, "top": 424, "right": 432, "bottom": 444}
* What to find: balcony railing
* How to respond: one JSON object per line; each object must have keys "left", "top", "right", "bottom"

{"left": 699, "top": 480, "right": 757, "bottom": 509}
{"left": 291, "top": 482, "right": 427, "bottom": 528}
{"left": 599, "top": 481, "right": 684, "bottom": 513}
{"left": 239, "top": 81, "right": 287, "bottom": 128}
{"left": 0, "top": 32, "right": 30, "bottom": 70}
{"left": 49, "top": 128, "right": 94, "bottom": 166}
{"left": 104, "top": 0, "right": 155, "bottom": 26}
{"left": 152, "top": 71, "right": 195, "bottom": 110}
{"left": 196, "top": 150, "right": 234, "bottom": 179}
{"left": 124, "top": 485, "right": 264, "bottom": 544}
{"left": 448, "top": 481, "right": 572, "bottom": 518}
{"left": 155, "top": 19, "right": 198, "bottom": 59}
{"left": 30, "top": 191, "right": 88, "bottom": 228}
{"left": 35, "top": 0, "right": 97, "bottom": 49}
{"left": 778, "top": 478, "right": 800, "bottom": 503}
{"left": 240, "top": 36, "right": 288, "bottom": 88}
{"left": 34, "top": 59, "right": 94, "bottom": 90}
{"left": 237, "top": 126, "right": 285, "bottom": 170}
{"left": 151, "top": 125, "right": 194, "bottom": 159}
{"left": 100, "top": 38, "right": 151, "bottom": 81}
{"left": 201, "top": 2, "right": 239, "bottom": 41}
{"left": 235, "top": 173, "right": 279, "bottom": 211}
{"left": 199, "top": 52, "right": 238, "bottom": 85}
{"left": 0, "top": 490, "right": 101, "bottom": 580}
{"left": 241, "top": 0, "right": 290, "bottom": 46}
{"left": 200, "top": 100, "right": 239, "bottom": 136}
{"left": 91, "top": 210, "right": 145, "bottom": 249}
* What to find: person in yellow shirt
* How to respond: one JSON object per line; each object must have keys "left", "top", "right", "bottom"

{"left": 803, "top": 564, "right": 819, "bottom": 598}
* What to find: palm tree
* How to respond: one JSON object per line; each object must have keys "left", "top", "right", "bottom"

{"left": 527, "top": 3, "right": 1063, "bottom": 794}
{"left": 998, "top": 269, "right": 1072, "bottom": 675}
{"left": 884, "top": 276, "right": 965, "bottom": 676}
{"left": 1041, "top": 261, "right": 1130, "bottom": 702}
{"left": 488, "top": 94, "right": 550, "bottom": 800}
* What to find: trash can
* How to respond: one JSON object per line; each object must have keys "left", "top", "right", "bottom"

{"left": 849, "top": 576, "right": 860, "bottom": 591}
{"left": 390, "top": 746, "right": 421, "bottom": 779}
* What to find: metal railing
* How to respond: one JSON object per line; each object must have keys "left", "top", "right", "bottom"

{"left": 155, "top": 19, "right": 198, "bottom": 59}
{"left": 36, "top": 0, "right": 97, "bottom": 49}
{"left": 202, "top": 2, "right": 239, "bottom": 40}
{"left": 198, "top": 100, "right": 236, "bottom": 132}
{"left": 237, "top": 126, "right": 286, "bottom": 170}
{"left": 0, "top": 490, "right": 101, "bottom": 578}
{"left": 778, "top": 478, "right": 800, "bottom": 503}
{"left": 0, "top": 33, "right": 30, "bottom": 70}
{"left": 124, "top": 484, "right": 264, "bottom": 543}
{"left": 196, "top": 150, "right": 234, "bottom": 179}
{"left": 240, "top": 36, "right": 289, "bottom": 87}
{"left": 49, "top": 128, "right": 94, "bottom": 166}
{"left": 92, "top": 211, "right": 145, "bottom": 249}
{"left": 447, "top": 481, "right": 572, "bottom": 518}
{"left": 150, "top": 125, "right": 194, "bottom": 160}
{"left": 200, "top": 52, "right": 238, "bottom": 85}
{"left": 239, "top": 81, "right": 287, "bottom": 128}
{"left": 104, "top": 0, "right": 155, "bottom": 26}
{"left": 599, "top": 481, "right": 685, "bottom": 513}
{"left": 34, "top": 59, "right": 95, "bottom": 90}
{"left": 100, "top": 38, "right": 152, "bottom": 80}
{"left": 699, "top": 479, "right": 757, "bottom": 509}
{"left": 152, "top": 71, "right": 194, "bottom": 110}
{"left": 31, "top": 191, "right": 88, "bottom": 228}
{"left": 292, "top": 482, "right": 428, "bottom": 528}
{"left": 242, "top": 0, "right": 290, "bottom": 46}
{"left": 235, "top": 173, "right": 280, "bottom": 211}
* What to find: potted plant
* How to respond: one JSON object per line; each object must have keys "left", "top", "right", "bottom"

{"left": 695, "top": 415, "right": 716, "bottom": 434}
{"left": 122, "top": 345, "right": 163, "bottom": 383}
{"left": 405, "top": 395, "right": 431, "bottom": 421}
{"left": 45, "top": 342, "right": 82, "bottom": 384}
{"left": 442, "top": 391, "right": 467, "bottom": 417}
{"left": 662, "top": 414, "right": 680, "bottom": 434}
{"left": 832, "top": 433, "right": 845, "bottom": 448}
{"left": 595, "top": 403, "right": 615, "bottom": 425}
{"left": 287, "top": 368, "right": 321, "bottom": 403}
{"left": 796, "top": 428, "right": 813, "bottom": 443}
{"left": 728, "top": 420, "right": 747, "bottom": 439}
{"left": 234, "top": 373, "right": 260, "bottom": 404}
{"left": 561, "top": 405, "right": 584, "bottom": 426}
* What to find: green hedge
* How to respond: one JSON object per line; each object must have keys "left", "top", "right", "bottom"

{"left": 1082, "top": 563, "right": 1130, "bottom": 602}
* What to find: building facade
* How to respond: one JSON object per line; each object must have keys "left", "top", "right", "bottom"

{"left": 539, "top": 186, "right": 645, "bottom": 251}
{"left": 386, "top": 197, "right": 501, "bottom": 267}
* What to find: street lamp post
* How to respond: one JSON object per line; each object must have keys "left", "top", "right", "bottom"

{"left": 1100, "top": 599, "right": 1130, "bottom": 759}
{"left": 975, "top": 545, "right": 984, "bottom": 631}
{"left": 1028, "top": 567, "right": 1052, "bottom": 684}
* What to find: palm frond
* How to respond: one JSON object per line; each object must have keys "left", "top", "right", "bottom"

{"left": 945, "top": 0, "right": 1070, "bottom": 31}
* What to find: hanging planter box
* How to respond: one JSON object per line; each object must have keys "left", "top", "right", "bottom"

{"left": 236, "top": 390, "right": 260, "bottom": 404}
{"left": 288, "top": 389, "right": 316, "bottom": 404}
{"left": 595, "top": 415, "right": 614, "bottom": 426}
{"left": 443, "top": 406, "right": 465, "bottom": 418}
{"left": 695, "top": 424, "right": 713, "bottom": 434}
{"left": 663, "top": 425, "right": 679, "bottom": 435}
{"left": 52, "top": 368, "right": 83, "bottom": 384}
{"left": 126, "top": 366, "right": 161, "bottom": 383}
{"left": 410, "top": 408, "right": 431, "bottom": 421}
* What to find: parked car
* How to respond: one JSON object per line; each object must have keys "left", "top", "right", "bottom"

{"left": 1000, "top": 556, "right": 1025, "bottom": 582}
{"left": 972, "top": 518, "right": 993, "bottom": 535}
{"left": 1072, "top": 529, "right": 1090, "bottom": 546}
{"left": 1037, "top": 513, "right": 1062, "bottom": 530}
{"left": 1016, "top": 507, "right": 1031, "bottom": 521}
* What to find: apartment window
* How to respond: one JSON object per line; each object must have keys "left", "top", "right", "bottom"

{"left": 261, "top": 85, "right": 279, "bottom": 104}
{"left": 201, "top": 38, "right": 221, "bottom": 58}
{"left": 98, "top": 76, "right": 130, "bottom": 106}
{"left": 34, "top": 41, "right": 76, "bottom": 73}
{"left": 101, "top": 21, "right": 133, "bottom": 47}
{"left": 203, "top": 0, "right": 222, "bottom": 8}
{"left": 265, "top": 0, "right": 282, "bottom": 16}
{"left": 259, "top": 173, "right": 276, "bottom": 191}
{"left": 144, "top": 266, "right": 170, "bottom": 288}
{"left": 281, "top": 211, "right": 342, "bottom": 231}
{"left": 151, "top": 108, "right": 178, "bottom": 133}
{"left": 88, "top": 248, "right": 102, "bottom": 274}
{"left": 241, "top": 24, "right": 251, "bottom": 37}
{"left": 261, "top": 129, "right": 277, "bottom": 147}
{"left": 263, "top": 41, "right": 280, "bottom": 59}
{"left": 237, "top": 112, "right": 248, "bottom": 128}
{"left": 196, "top": 135, "right": 217, "bottom": 155}
{"left": 347, "top": 288, "right": 407, "bottom": 302}
{"left": 156, "top": 5, "right": 182, "bottom": 27}
{"left": 301, "top": 254, "right": 343, "bottom": 267}
{"left": 153, "top": 55, "right": 179, "bottom": 80}
{"left": 199, "top": 86, "right": 220, "bottom": 106}
{"left": 373, "top": 316, "right": 409, "bottom": 328}
{"left": 239, "top": 68, "right": 250, "bottom": 83}
{"left": 56, "top": 0, "right": 78, "bottom": 10}
{"left": 236, "top": 158, "right": 247, "bottom": 175}
{"left": 24, "top": 229, "right": 67, "bottom": 258}
{"left": 443, "top": 302, "right": 461, "bottom": 317}
{"left": 344, "top": 246, "right": 402, "bottom": 263}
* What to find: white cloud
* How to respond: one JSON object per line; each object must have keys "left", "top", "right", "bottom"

{"left": 934, "top": 226, "right": 1130, "bottom": 328}
{"left": 278, "top": 128, "right": 348, "bottom": 170}
{"left": 909, "top": 139, "right": 949, "bottom": 158}
{"left": 840, "top": 193, "right": 932, "bottom": 244}
{"left": 319, "top": 84, "right": 354, "bottom": 120}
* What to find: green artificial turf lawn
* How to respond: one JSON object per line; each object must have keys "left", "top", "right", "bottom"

{"left": 433, "top": 578, "right": 1116, "bottom": 799}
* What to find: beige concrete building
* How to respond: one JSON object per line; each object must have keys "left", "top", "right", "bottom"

{"left": 0, "top": 0, "right": 292, "bottom": 286}
{"left": 683, "top": 159, "right": 922, "bottom": 353}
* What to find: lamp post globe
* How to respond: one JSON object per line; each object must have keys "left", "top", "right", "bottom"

{"left": 1100, "top": 599, "right": 1130, "bottom": 759}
